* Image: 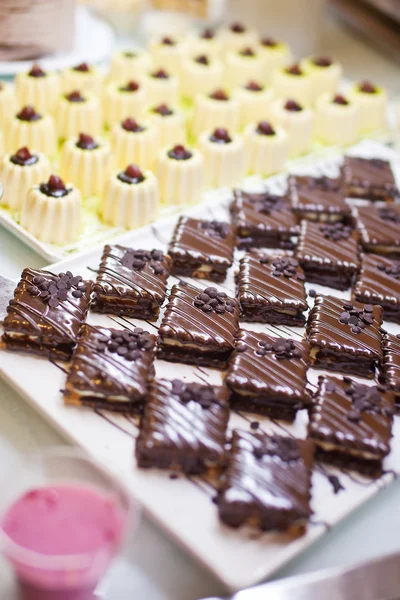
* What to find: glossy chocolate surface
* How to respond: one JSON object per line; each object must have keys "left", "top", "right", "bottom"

{"left": 218, "top": 430, "right": 314, "bottom": 530}
{"left": 65, "top": 325, "right": 156, "bottom": 408}
{"left": 236, "top": 253, "right": 308, "bottom": 324}
{"left": 356, "top": 205, "right": 400, "bottom": 252}
{"left": 382, "top": 334, "right": 400, "bottom": 397}
{"left": 342, "top": 156, "right": 399, "bottom": 201}
{"left": 92, "top": 245, "right": 171, "bottom": 320}
{"left": 288, "top": 175, "right": 349, "bottom": 218}
{"left": 353, "top": 254, "right": 400, "bottom": 321}
{"left": 136, "top": 379, "right": 230, "bottom": 473}
{"left": 309, "top": 375, "right": 394, "bottom": 458}
{"left": 10, "top": 147, "right": 38, "bottom": 166}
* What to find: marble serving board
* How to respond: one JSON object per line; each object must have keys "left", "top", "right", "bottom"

{"left": 1, "top": 139, "right": 400, "bottom": 592}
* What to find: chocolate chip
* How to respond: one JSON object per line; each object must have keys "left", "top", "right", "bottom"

{"left": 57, "top": 290, "right": 68, "bottom": 301}
{"left": 72, "top": 290, "right": 83, "bottom": 298}
{"left": 250, "top": 421, "right": 259, "bottom": 430}
{"left": 364, "top": 304, "right": 374, "bottom": 313}
{"left": 309, "top": 289, "right": 316, "bottom": 298}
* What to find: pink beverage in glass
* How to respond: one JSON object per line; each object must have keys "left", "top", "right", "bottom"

{"left": 0, "top": 450, "right": 133, "bottom": 600}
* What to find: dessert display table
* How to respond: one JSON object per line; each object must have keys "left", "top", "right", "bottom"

{"left": 0, "top": 12, "right": 400, "bottom": 600}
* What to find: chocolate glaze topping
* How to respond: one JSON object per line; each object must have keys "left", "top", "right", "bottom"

{"left": 210, "top": 89, "right": 229, "bottom": 101}
{"left": 152, "top": 103, "right": 173, "bottom": 116}
{"left": 26, "top": 271, "right": 88, "bottom": 308}
{"left": 161, "top": 36, "right": 175, "bottom": 45}
{"left": 382, "top": 333, "right": 400, "bottom": 394}
{"left": 76, "top": 133, "right": 99, "bottom": 150}
{"left": 256, "top": 121, "right": 275, "bottom": 136}
{"left": 17, "top": 105, "right": 41, "bottom": 122}
{"left": 245, "top": 80, "right": 264, "bottom": 91}
{"left": 288, "top": 175, "right": 348, "bottom": 216}
{"left": 239, "top": 47, "right": 255, "bottom": 57}
{"left": 10, "top": 147, "right": 38, "bottom": 167}
{"left": 195, "top": 55, "right": 209, "bottom": 65}
{"left": 359, "top": 81, "right": 377, "bottom": 93}
{"left": 284, "top": 99, "right": 303, "bottom": 112}
{"left": 168, "top": 145, "right": 192, "bottom": 160}
{"left": 39, "top": 175, "right": 70, "bottom": 198}
{"left": 285, "top": 63, "right": 303, "bottom": 76}
{"left": 194, "top": 287, "right": 236, "bottom": 315}
{"left": 122, "top": 117, "right": 146, "bottom": 132}
{"left": 66, "top": 90, "right": 86, "bottom": 103}
{"left": 73, "top": 62, "right": 90, "bottom": 72}
{"left": 333, "top": 94, "right": 349, "bottom": 105}
{"left": 231, "top": 22, "right": 246, "bottom": 33}
{"left": 357, "top": 204, "right": 400, "bottom": 249}
{"left": 119, "top": 80, "right": 140, "bottom": 92}
{"left": 296, "top": 220, "right": 359, "bottom": 271}
{"left": 210, "top": 128, "right": 232, "bottom": 144}
{"left": 152, "top": 69, "right": 169, "bottom": 79}
{"left": 28, "top": 64, "right": 46, "bottom": 77}
{"left": 354, "top": 254, "right": 400, "bottom": 312}
{"left": 117, "top": 164, "right": 145, "bottom": 185}
{"left": 313, "top": 56, "right": 332, "bottom": 67}
{"left": 201, "top": 28, "right": 215, "bottom": 39}
{"left": 232, "top": 190, "right": 299, "bottom": 236}
{"left": 261, "top": 37, "right": 278, "bottom": 47}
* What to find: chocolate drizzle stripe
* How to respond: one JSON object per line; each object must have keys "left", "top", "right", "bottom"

{"left": 344, "top": 158, "right": 396, "bottom": 186}
{"left": 297, "top": 222, "right": 359, "bottom": 268}
{"left": 357, "top": 207, "right": 400, "bottom": 246}
{"left": 354, "top": 255, "right": 400, "bottom": 305}
{"left": 383, "top": 334, "right": 400, "bottom": 390}
{"left": 169, "top": 218, "right": 234, "bottom": 266}
{"left": 289, "top": 177, "right": 347, "bottom": 213}
{"left": 233, "top": 197, "right": 298, "bottom": 232}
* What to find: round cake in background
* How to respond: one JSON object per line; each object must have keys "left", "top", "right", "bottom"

{"left": 20, "top": 174, "right": 81, "bottom": 245}
{"left": 110, "top": 117, "right": 160, "bottom": 171}
{"left": 100, "top": 163, "right": 160, "bottom": 229}
{"left": 0, "top": 147, "right": 51, "bottom": 211}
{"left": 0, "top": 0, "right": 75, "bottom": 61}
{"left": 60, "top": 133, "right": 112, "bottom": 197}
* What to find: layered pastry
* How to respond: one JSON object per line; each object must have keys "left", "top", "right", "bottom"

{"left": 0, "top": 81, "right": 15, "bottom": 129}
{"left": 108, "top": 49, "right": 153, "bottom": 81}
{"left": 356, "top": 204, "right": 400, "bottom": 257}
{"left": 301, "top": 56, "right": 342, "bottom": 103}
{"left": 342, "top": 156, "right": 399, "bottom": 202}
{"left": 59, "top": 133, "right": 112, "bottom": 198}
{"left": 270, "top": 99, "right": 314, "bottom": 158}
{"left": 144, "top": 69, "right": 179, "bottom": 108}
{"left": 103, "top": 79, "right": 147, "bottom": 128}
{"left": 191, "top": 89, "right": 241, "bottom": 139}
{"left": 55, "top": 90, "right": 103, "bottom": 140}
{"left": 236, "top": 81, "right": 274, "bottom": 129}
{"left": 180, "top": 54, "right": 224, "bottom": 101}
{"left": 288, "top": 175, "right": 350, "bottom": 223}
{"left": 20, "top": 175, "right": 81, "bottom": 245}
{"left": 353, "top": 254, "right": 400, "bottom": 324}
{"left": 148, "top": 104, "right": 186, "bottom": 149}
{"left": 149, "top": 35, "right": 184, "bottom": 77}
{"left": 100, "top": 164, "right": 160, "bottom": 229}
{"left": 156, "top": 144, "right": 204, "bottom": 206}
{"left": 0, "top": 147, "right": 51, "bottom": 211}
{"left": 5, "top": 105, "right": 57, "bottom": 157}
{"left": 220, "top": 23, "right": 257, "bottom": 55}
{"left": 314, "top": 93, "right": 360, "bottom": 147}
{"left": 243, "top": 121, "right": 288, "bottom": 176}
{"left": 184, "top": 27, "right": 222, "bottom": 58}
{"left": 61, "top": 62, "right": 103, "bottom": 95}
{"left": 348, "top": 80, "right": 388, "bottom": 134}
{"left": 15, "top": 64, "right": 61, "bottom": 114}
{"left": 197, "top": 128, "right": 245, "bottom": 188}
{"left": 271, "top": 63, "right": 313, "bottom": 107}
{"left": 224, "top": 47, "right": 266, "bottom": 90}
{"left": 258, "top": 36, "right": 292, "bottom": 82}
{"left": 110, "top": 117, "right": 159, "bottom": 171}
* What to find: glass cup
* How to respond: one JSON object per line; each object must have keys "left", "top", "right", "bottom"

{"left": 0, "top": 447, "right": 139, "bottom": 600}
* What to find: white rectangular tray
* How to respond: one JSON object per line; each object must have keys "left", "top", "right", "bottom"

{"left": 2, "top": 139, "right": 400, "bottom": 592}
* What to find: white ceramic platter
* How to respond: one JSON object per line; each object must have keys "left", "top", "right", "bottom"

{"left": 1, "top": 139, "right": 400, "bottom": 592}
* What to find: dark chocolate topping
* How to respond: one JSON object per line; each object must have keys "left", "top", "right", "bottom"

{"left": 333, "top": 94, "right": 349, "bottom": 105}
{"left": 39, "top": 175, "right": 70, "bottom": 198}
{"left": 382, "top": 333, "right": 400, "bottom": 394}
{"left": 121, "top": 117, "right": 146, "bottom": 132}
{"left": 313, "top": 56, "right": 332, "bottom": 67}
{"left": 195, "top": 55, "right": 209, "bottom": 65}
{"left": 28, "top": 64, "right": 46, "bottom": 77}
{"left": 152, "top": 103, "right": 174, "bottom": 116}
{"left": 253, "top": 435, "right": 300, "bottom": 461}
{"left": 245, "top": 80, "right": 263, "bottom": 91}
{"left": 261, "top": 37, "right": 278, "bottom": 47}
{"left": 343, "top": 156, "right": 397, "bottom": 190}
{"left": 73, "top": 62, "right": 90, "bottom": 72}
{"left": 359, "top": 80, "right": 377, "bottom": 94}
{"left": 354, "top": 254, "right": 400, "bottom": 309}
{"left": 343, "top": 380, "right": 394, "bottom": 422}
{"left": 76, "top": 133, "right": 99, "bottom": 150}
{"left": 66, "top": 90, "right": 86, "bottom": 103}
{"left": 168, "top": 145, "right": 192, "bottom": 160}
{"left": 10, "top": 147, "right": 38, "bottom": 167}
{"left": 288, "top": 175, "right": 347, "bottom": 215}
{"left": 171, "top": 380, "right": 218, "bottom": 408}
{"left": 256, "top": 121, "right": 275, "bottom": 136}
{"left": 378, "top": 207, "right": 400, "bottom": 223}
{"left": 296, "top": 220, "right": 359, "bottom": 271}
{"left": 194, "top": 287, "right": 236, "bottom": 315}
{"left": 95, "top": 327, "right": 154, "bottom": 360}
{"left": 338, "top": 301, "right": 375, "bottom": 335}
{"left": 231, "top": 189, "right": 298, "bottom": 235}
{"left": 209, "top": 89, "right": 229, "bottom": 101}
{"left": 239, "top": 47, "right": 255, "bottom": 57}
{"left": 285, "top": 63, "right": 303, "bottom": 76}
{"left": 17, "top": 105, "right": 41, "bottom": 122}
{"left": 357, "top": 204, "right": 400, "bottom": 248}
{"left": 284, "top": 99, "right": 303, "bottom": 112}
{"left": 26, "top": 271, "right": 87, "bottom": 308}
{"left": 152, "top": 69, "right": 169, "bottom": 79}
{"left": 120, "top": 247, "right": 165, "bottom": 274}
{"left": 117, "top": 164, "right": 145, "bottom": 185}
{"left": 161, "top": 36, "right": 175, "bottom": 45}
{"left": 320, "top": 222, "right": 352, "bottom": 241}
{"left": 201, "top": 27, "right": 215, "bottom": 39}
{"left": 119, "top": 80, "right": 140, "bottom": 92}
{"left": 209, "top": 128, "right": 232, "bottom": 144}
{"left": 230, "top": 22, "right": 246, "bottom": 33}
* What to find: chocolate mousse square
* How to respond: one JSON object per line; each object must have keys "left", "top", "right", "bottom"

{"left": 157, "top": 283, "right": 240, "bottom": 369}
{"left": 353, "top": 254, "right": 400, "bottom": 323}
{"left": 230, "top": 189, "right": 299, "bottom": 250}
{"left": 308, "top": 376, "right": 394, "bottom": 475}
{"left": 356, "top": 205, "right": 400, "bottom": 258}
{"left": 225, "top": 330, "right": 311, "bottom": 421}
{"left": 217, "top": 430, "right": 314, "bottom": 531}
{"left": 296, "top": 220, "right": 360, "bottom": 290}
{"left": 135, "top": 379, "right": 230, "bottom": 474}
{"left": 64, "top": 325, "right": 156, "bottom": 412}
{"left": 288, "top": 175, "right": 350, "bottom": 223}
{"left": 168, "top": 216, "right": 235, "bottom": 283}
{"left": 341, "top": 156, "right": 399, "bottom": 202}
{"left": 2, "top": 268, "right": 92, "bottom": 361}
{"left": 381, "top": 333, "right": 400, "bottom": 408}
{"left": 306, "top": 295, "right": 383, "bottom": 378}
{"left": 236, "top": 253, "right": 308, "bottom": 326}
{"left": 92, "top": 245, "right": 172, "bottom": 321}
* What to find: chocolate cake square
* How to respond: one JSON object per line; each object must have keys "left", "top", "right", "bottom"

{"left": 306, "top": 295, "right": 383, "bottom": 378}
{"left": 341, "top": 156, "right": 399, "bottom": 202}
{"left": 168, "top": 216, "right": 235, "bottom": 282}
{"left": 288, "top": 175, "right": 350, "bottom": 223}
{"left": 225, "top": 330, "right": 311, "bottom": 420}
{"left": 353, "top": 254, "right": 400, "bottom": 323}
{"left": 296, "top": 220, "right": 360, "bottom": 290}
{"left": 308, "top": 376, "right": 394, "bottom": 475}
{"left": 356, "top": 205, "right": 400, "bottom": 258}
{"left": 381, "top": 333, "right": 400, "bottom": 407}
{"left": 2, "top": 268, "right": 92, "bottom": 361}
{"left": 157, "top": 283, "right": 240, "bottom": 369}
{"left": 64, "top": 325, "right": 156, "bottom": 412}
{"left": 217, "top": 430, "right": 314, "bottom": 531}
{"left": 230, "top": 189, "right": 299, "bottom": 250}
{"left": 135, "top": 379, "right": 230, "bottom": 474}
{"left": 92, "top": 245, "right": 171, "bottom": 321}
{"left": 236, "top": 253, "right": 308, "bottom": 326}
